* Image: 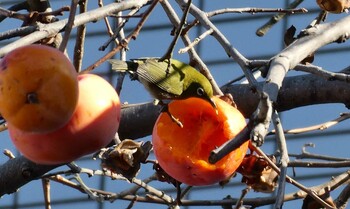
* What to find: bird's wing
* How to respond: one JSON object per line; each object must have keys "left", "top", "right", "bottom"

{"left": 133, "top": 58, "right": 184, "bottom": 96}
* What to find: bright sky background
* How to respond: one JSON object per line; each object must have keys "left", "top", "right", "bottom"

{"left": 1, "top": 0, "right": 350, "bottom": 209}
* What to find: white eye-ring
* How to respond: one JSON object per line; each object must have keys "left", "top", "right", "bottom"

{"left": 197, "top": 87, "right": 205, "bottom": 96}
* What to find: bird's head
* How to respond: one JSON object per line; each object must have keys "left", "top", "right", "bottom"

{"left": 182, "top": 81, "right": 217, "bottom": 110}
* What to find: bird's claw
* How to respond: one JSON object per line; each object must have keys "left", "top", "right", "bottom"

{"left": 168, "top": 113, "right": 184, "bottom": 128}
{"left": 159, "top": 102, "right": 184, "bottom": 128}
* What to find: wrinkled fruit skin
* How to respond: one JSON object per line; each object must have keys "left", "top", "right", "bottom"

{"left": 152, "top": 97, "right": 249, "bottom": 186}
{"left": 8, "top": 74, "right": 121, "bottom": 165}
{"left": 0, "top": 45, "right": 78, "bottom": 133}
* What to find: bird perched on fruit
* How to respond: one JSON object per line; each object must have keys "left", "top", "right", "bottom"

{"left": 109, "top": 58, "right": 217, "bottom": 126}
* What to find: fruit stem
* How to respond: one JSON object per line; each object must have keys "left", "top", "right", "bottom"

{"left": 26, "top": 92, "right": 39, "bottom": 104}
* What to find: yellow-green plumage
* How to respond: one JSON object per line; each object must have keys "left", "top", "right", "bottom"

{"left": 109, "top": 58, "right": 216, "bottom": 108}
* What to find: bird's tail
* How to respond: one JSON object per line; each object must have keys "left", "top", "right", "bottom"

{"left": 109, "top": 59, "right": 138, "bottom": 72}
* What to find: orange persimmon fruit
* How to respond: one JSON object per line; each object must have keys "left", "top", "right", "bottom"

{"left": 0, "top": 45, "right": 78, "bottom": 133}
{"left": 8, "top": 74, "right": 121, "bottom": 165}
{"left": 152, "top": 97, "right": 249, "bottom": 186}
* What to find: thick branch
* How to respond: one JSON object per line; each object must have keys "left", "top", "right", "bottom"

{"left": 224, "top": 73, "right": 350, "bottom": 117}
{"left": 265, "top": 17, "right": 350, "bottom": 102}
{"left": 248, "top": 14, "right": 350, "bottom": 145}
{"left": 118, "top": 103, "right": 162, "bottom": 140}
{"left": 0, "top": 156, "right": 58, "bottom": 196}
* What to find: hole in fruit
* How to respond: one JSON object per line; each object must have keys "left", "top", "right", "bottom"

{"left": 26, "top": 92, "right": 39, "bottom": 104}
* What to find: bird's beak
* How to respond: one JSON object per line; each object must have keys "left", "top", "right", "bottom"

{"left": 207, "top": 97, "right": 218, "bottom": 115}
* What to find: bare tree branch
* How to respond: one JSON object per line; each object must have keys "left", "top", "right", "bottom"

{"left": 256, "top": 0, "right": 305, "bottom": 36}
{"left": 73, "top": 0, "right": 88, "bottom": 72}
{"left": 255, "top": 15, "right": 350, "bottom": 144}
{"left": 2, "top": 70, "right": 350, "bottom": 196}
{"left": 0, "top": 0, "right": 149, "bottom": 57}
{"left": 272, "top": 110, "right": 289, "bottom": 209}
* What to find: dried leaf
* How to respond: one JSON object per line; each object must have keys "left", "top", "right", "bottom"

{"left": 237, "top": 154, "right": 278, "bottom": 193}
{"left": 284, "top": 25, "right": 297, "bottom": 46}
{"left": 317, "top": 0, "right": 350, "bottom": 13}
{"left": 153, "top": 163, "right": 181, "bottom": 187}
{"left": 100, "top": 139, "right": 152, "bottom": 181}
{"left": 284, "top": 25, "right": 315, "bottom": 64}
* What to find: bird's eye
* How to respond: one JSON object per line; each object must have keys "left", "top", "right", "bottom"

{"left": 197, "top": 87, "right": 205, "bottom": 96}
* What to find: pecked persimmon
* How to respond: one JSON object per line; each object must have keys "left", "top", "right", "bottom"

{"left": 0, "top": 45, "right": 78, "bottom": 133}
{"left": 8, "top": 74, "right": 121, "bottom": 165}
{"left": 152, "top": 97, "right": 249, "bottom": 186}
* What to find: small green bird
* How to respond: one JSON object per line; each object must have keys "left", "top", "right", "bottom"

{"left": 109, "top": 58, "right": 216, "bottom": 107}
{"left": 109, "top": 58, "right": 217, "bottom": 126}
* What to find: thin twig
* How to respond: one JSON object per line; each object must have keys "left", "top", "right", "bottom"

{"left": 42, "top": 178, "right": 51, "bottom": 209}
{"left": 177, "top": 0, "right": 249, "bottom": 70}
{"left": 45, "top": 168, "right": 350, "bottom": 208}
{"left": 270, "top": 112, "right": 350, "bottom": 135}
{"left": 99, "top": 0, "right": 115, "bottom": 37}
{"left": 256, "top": 0, "right": 305, "bottom": 36}
{"left": 80, "top": 168, "right": 174, "bottom": 204}
{"left": 335, "top": 182, "right": 350, "bottom": 209}
{"left": 160, "top": 0, "right": 192, "bottom": 61}
{"left": 184, "top": 7, "right": 307, "bottom": 35}
{"left": 160, "top": 0, "right": 223, "bottom": 96}
{"left": 252, "top": 145, "right": 336, "bottom": 209}
{"left": 98, "top": 0, "right": 119, "bottom": 50}
{"left": 289, "top": 143, "right": 350, "bottom": 162}
{"left": 81, "top": 0, "right": 158, "bottom": 73}
{"left": 306, "top": 10, "right": 327, "bottom": 29}
{"left": 59, "top": 0, "right": 78, "bottom": 52}
{"left": 0, "top": 7, "right": 27, "bottom": 21}
{"left": 73, "top": 0, "right": 88, "bottom": 72}
{"left": 207, "top": 7, "right": 308, "bottom": 17}
{"left": 0, "top": 0, "right": 149, "bottom": 57}
{"left": 118, "top": 173, "right": 157, "bottom": 197}
{"left": 249, "top": 59, "right": 350, "bottom": 84}
{"left": 272, "top": 110, "right": 289, "bottom": 209}
{"left": 221, "top": 68, "right": 261, "bottom": 87}
{"left": 0, "top": 5, "right": 69, "bottom": 23}
{"left": 125, "top": 196, "right": 138, "bottom": 209}
{"left": 234, "top": 187, "right": 251, "bottom": 209}
{"left": 178, "top": 0, "right": 261, "bottom": 96}
{"left": 0, "top": 1, "right": 29, "bottom": 22}
{"left": 99, "top": 7, "right": 141, "bottom": 51}
{"left": 178, "top": 28, "right": 213, "bottom": 54}
{"left": 132, "top": 178, "right": 174, "bottom": 204}
{"left": 294, "top": 64, "right": 350, "bottom": 83}
{"left": 114, "top": 6, "right": 127, "bottom": 95}
{"left": 180, "top": 186, "right": 192, "bottom": 199}
{"left": 49, "top": 175, "right": 114, "bottom": 197}
{"left": 289, "top": 160, "right": 350, "bottom": 167}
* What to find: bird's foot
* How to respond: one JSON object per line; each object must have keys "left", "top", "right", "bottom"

{"left": 167, "top": 111, "right": 183, "bottom": 128}
{"left": 157, "top": 100, "right": 183, "bottom": 128}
